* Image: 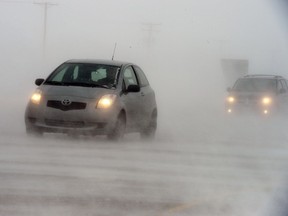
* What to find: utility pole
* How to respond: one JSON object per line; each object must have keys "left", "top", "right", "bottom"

{"left": 142, "top": 22, "right": 161, "bottom": 47}
{"left": 0, "top": 0, "right": 57, "bottom": 59}
{"left": 34, "top": 1, "right": 57, "bottom": 57}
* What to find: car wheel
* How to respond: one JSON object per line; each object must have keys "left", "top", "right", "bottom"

{"left": 26, "top": 126, "right": 43, "bottom": 137}
{"left": 140, "top": 111, "right": 157, "bottom": 140}
{"left": 107, "top": 113, "right": 126, "bottom": 141}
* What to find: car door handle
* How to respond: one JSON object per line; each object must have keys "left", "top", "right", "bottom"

{"left": 141, "top": 92, "right": 145, "bottom": 96}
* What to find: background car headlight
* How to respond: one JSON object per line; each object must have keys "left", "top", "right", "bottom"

{"left": 227, "top": 96, "right": 235, "bottom": 103}
{"left": 97, "top": 94, "right": 117, "bottom": 109}
{"left": 31, "top": 90, "right": 42, "bottom": 105}
{"left": 262, "top": 97, "right": 272, "bottom": 105}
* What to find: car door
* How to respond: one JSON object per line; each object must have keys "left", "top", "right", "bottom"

{"left": 280, "top": 79, "right": 288, "bottom": 112}
{"left": 133, "top": 65, "right": 156, "bottom": 127}
{"left": 121, "top": 66, "right": 142, "bottom": 130}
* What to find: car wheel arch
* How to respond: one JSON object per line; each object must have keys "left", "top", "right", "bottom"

{"left": 151, "top": 108, "right": 157, "bottom": 119}
{"left": 118, "top": 109, "right": 126, "bottom": 122}
{"left": 107, "top": 109, "right": 126, "bottom": 141}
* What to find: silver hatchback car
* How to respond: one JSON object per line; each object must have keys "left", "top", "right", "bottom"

{"left": 25, "top": 59, "right": 157, "bottom": 140}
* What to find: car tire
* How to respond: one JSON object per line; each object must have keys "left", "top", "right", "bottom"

{"left": 140, "top": 111, "right": 157, "bottom": 140}
{"left": 107, "top": 113, "right": 126, "bottom": 141}
{"left": 26, "top": 126, "right": 43, "bottom": 137}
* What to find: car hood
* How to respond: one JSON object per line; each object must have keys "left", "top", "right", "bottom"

{"left": 230, "top": 91, "right": 275, "bottom": 97}
{"left": 39, "top": 85, "right": 115, "bottom": 99}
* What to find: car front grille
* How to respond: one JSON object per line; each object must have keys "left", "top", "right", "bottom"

{"left": 47, "top": 100, "right": 86, "bottom": 111}
{"left": 44, "top": 119, "right": 107, "bottom": 129}
{"left": 236, "top": 95, "right": 259, "bottom": 104}
{"left": 45, "top": 119, "right": 85, "bottom": 128}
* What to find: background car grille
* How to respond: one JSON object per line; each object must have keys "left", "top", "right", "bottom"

{"left": 45, "top": 119, "right": 85, "bottom": 128}
{"left": 237, "top": 95, "right": 259, "bottom": 104}
{"left": 47, "top": 100, "right": 86, "bottom": 111}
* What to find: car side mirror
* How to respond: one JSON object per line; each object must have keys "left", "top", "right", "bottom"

{"left": 35, "top": 78, "right": 45, "bottom": 86}
{"left": 126, "top": 85, "right": 140, "bottom": 93}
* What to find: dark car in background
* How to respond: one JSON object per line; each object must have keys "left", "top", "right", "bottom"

{"left": 25, "top": 59, "right": 157, "bottom": 140}
{"left": 225, "top": 75, "right": 288, "bottom": 115}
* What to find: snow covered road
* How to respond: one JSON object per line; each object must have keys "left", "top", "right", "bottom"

{"left": 1, "top": 117, "right": 288, "bottom": 216}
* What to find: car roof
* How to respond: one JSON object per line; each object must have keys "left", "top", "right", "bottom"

{"left": 242, "top": 74, "right": 284, "bottom": 79}
{"left": 65, "top": 59, "right": 132, "bottom": 67}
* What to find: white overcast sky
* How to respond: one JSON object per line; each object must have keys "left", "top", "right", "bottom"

{"left": 0, "top": 0, "right": 288, "bottom": 88}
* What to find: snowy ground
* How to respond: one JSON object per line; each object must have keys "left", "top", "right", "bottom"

{"left": 1, "top": 105, "right": 288, "bottom": 216}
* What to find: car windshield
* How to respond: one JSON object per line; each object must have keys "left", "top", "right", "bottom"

{"left": 44, "top": 63, "right": 120, "bottom": 88}
{"left": 233, "top": 78, "right": 277, "bottom": 92}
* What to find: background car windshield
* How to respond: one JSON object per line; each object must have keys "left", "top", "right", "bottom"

{"left": 46, "top": 63, "right": 120, "bottom": 86}
{"left": 233, "top": 78, "right": 277, "bottom": 92}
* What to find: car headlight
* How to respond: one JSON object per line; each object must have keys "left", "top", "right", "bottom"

{"left": 97, "top": 94, "right": 117, "bottom": 109}
{"left": 30, "top": 90, "right": 42, "bottom": 105}
{"left": 227, "top": 96, "right": 235, "bottom": 103}
{"left": 262, "top": 97, "right": 272, "bottom": 105}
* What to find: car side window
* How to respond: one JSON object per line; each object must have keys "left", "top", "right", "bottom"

{"left": 123, "top": 66, "right": 139, "bottom": 87}
{"left": 133, "top": 65, "right": 149, "bottom": 87}
{"left": 280, "top": 80, "right": 288, "bottom": 90}
{"left": 277, "top": 80, "right": 284, "bottom": 92}
{"left": 53, "top": 65, "right": 79, "bottom": 82}
{"left": 52, "top": 69, "right": 66, "bottom": 82}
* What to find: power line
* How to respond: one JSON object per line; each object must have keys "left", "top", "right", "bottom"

{"left": 0, "top": 0, "right": 58, "bottom": 58}
{"left": 0, "top": 0, "right": 32, "bottom": 3}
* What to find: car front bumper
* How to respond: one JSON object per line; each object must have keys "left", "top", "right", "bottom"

{"left": 225, "top": 103, "right": 274, "bottom": 115}
{"left": 25, "top": 99, "right": 120, "bottom": 135}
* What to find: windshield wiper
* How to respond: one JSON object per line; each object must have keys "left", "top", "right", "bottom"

{"left": 63, "top": 82, "right": 110, "bottom": 89}
{"left": 44, "top": 81, "right": 69, "bottom": 86}
{"left": 44, "top": 81, "right": 110, "bottom": 88}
